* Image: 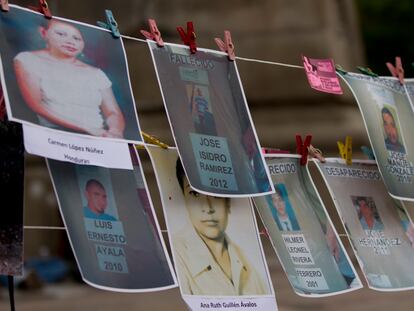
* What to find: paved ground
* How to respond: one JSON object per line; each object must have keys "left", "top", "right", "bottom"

{"left": 1, "top": 240, "right": 413, "bottom": 311}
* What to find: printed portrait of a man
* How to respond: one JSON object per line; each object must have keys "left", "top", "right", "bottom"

{"left": 381, "top": 106, "right": 406, "bottom": 154}
{"left": 266, "top": 183, "right": 300, "bottom": 232}
{"left": 172, "top": 159, "right": 269, "bottom": 296}
{"left": 352, "top": 196, "right": 384, "bottom": 231}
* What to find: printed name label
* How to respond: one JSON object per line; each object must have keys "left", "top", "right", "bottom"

{"left": 385, "top": 151, "right": 414, "bottom": 184}
{"left": 190, "top": 133, "right": 238, "bottom": 191}
{"left": 184, "top": 296, "right": 277, "bottom": 311}
{"left": 84, "top": 219, "right": 127, "bottom": 245}
{"left": 23, "top": 124, "right": 132, "bottom": 169}
{"left": 282, "top": 233, "right": 314, "bottom": 265}
{"left": 95, "top": 244, "right": 128, "bottom": 274}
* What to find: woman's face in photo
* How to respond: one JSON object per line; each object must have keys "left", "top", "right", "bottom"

{"left": 43, "top": 21, "right": 85, "bottom": 58}
{"left": 183, "top": 178, "right": 229, "bottom": 241}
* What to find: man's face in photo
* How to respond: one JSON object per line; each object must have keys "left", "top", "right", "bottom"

{"left": 383, "top": 112, "right": 399, "bottom": 145}
{"left": 85, "top": 183, "right": 108, "bottom": 215}
{"left": 271, "top": 191, "right": 287, "bottom": 216}
{"left": 183, "top": 178, "right": 229, "bottom": 241}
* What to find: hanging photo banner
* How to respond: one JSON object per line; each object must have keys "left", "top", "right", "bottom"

{"left": 315, "top": 158, "right": 414, "bottom": 291}
{"left": 23, "top": 123, "right": 133, "bottom": 169}
{"left": 0, "top": 5, "right": 142, "bottom": 143}
{"left": 147, "top": 41, "right": 274, "bottom": 197}
{"left": 0, "top": 110, "right": 24, "bottom": 276}
{"left": 147, "top": 145, "right": 277, "bottom": 311}
{"left": 341, "top": 73, "right": 414, "bottom": 200}
{"left": 252, "top": 154, "right": 362, "bottom": 297}
{"left": 47, "top": 146, "right": 177, "bottom": 292}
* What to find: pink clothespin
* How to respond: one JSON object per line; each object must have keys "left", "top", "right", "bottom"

{"left": 296, "top": 134, "right": 312, "bottom": 166}
{"left": 386, "top": 56, "right": 404, "bottom": 85}
{"left": 177, "top": 21, "right": 197, "bottom": 54}
{"left": 29, "top": 0, "right": 52, "bottom": 19}
{"left": 1, "top": 0, "right": 9, "bottom": 12}
{"left": 259, "top": 228, "right": 270, "bottom": 239}
{"left": 140, "top": 19, "right": 164, "bottom": 47}
{"left": 261, "top": 147, "right": 290, "bottom": 155}
{"left": 215, "top": 30, "right": 235, "bottom": 61}
{"left": 308, "top": 145, "right": 326, "bottom": 163}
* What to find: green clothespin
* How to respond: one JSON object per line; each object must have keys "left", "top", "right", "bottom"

{"left": 337, "top": 136, "right": 352, "bottom": 165}
{"left": 361, "top": 146, "right": 375, "bottom": 160}
{"left": 335, "top": 64, "right": 347, "bottom": 75}
{"left": 97, "top": 10, "right": 120, "bottom": 38}
{"left": 357, "top": 66, "right": 378, "bottom": 77}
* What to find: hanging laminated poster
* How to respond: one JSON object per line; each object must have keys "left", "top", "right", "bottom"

{"left": 252, "top": 154, "right": 362, "bottom": 297}
{"left": 315, "top": 158, "right": 414, "bottom": 291}
{"left": 147, "top": 41, "right": 273, "bottom": 197}
{"left": 0, "top": 93, "right": 24, "bottom": 276}
{"left": 0, "top": 5, "right": 142, "bottom": 143}
{"left": 341, "top": 73, "right": 414, "bottom": 200}
{"left": 47, "top": 145, "right": 177, "bottom": 292}
{"left": 147, "top": 145, "right": 278, "bottom": 311}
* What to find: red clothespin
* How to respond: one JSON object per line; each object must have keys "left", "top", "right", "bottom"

{"left": 296, "top": 134, "right": 312, "bottom": 166}
{"left": 1, "top": 0, "right": 9, "bottom": 12}
{"left": 140, "top": 19, "right": 164, "bottom": 47}
{"left": 386, "top": 56, "right": 404, "bottom": 85}
{"left": 177, "top": 21, "right": 197, "bottom": 54}
{"left": 215, "top": 30, "right": 235, "bottom": 61}
{"left": 29, "top": 0, "right": 52, "bottom": 19}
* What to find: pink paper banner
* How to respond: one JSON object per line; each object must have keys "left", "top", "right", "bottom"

{"left": 303, "top": 56, "right": 343, "bottom": 95}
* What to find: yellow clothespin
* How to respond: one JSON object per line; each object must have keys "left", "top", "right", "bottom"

{"left": 337, "top": 136, "right": 352, "bottom": 165}
{"left": 140, "top": 131, "right": 169, "bottom": 149}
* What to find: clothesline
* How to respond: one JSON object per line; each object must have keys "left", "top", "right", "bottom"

{"left": 121, "top": 34, "right": 305, "bottom": 70}
{"left": 23, "top": 225, "right": 348, "bottom": 237}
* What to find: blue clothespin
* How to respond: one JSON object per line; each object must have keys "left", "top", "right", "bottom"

{"left": 361, "top": 146, "right": 375, "bottom": 160}
{"left": 97, "top": 10, "right": 120, "bottom": 38}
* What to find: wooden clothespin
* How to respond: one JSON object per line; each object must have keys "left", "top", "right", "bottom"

{"left": 177, "top": 21, "right": 197, "bottom": 54}
{"left": 97, "top": 10, "right": 120, "bottom": 38}
{"left": 386, "top": 57, "right": 404, "bottom": 85}
{"left": 28, "top": 0, "right": 52, "bottom": 19}
{"left": 259, "top": 228, "right": 270, "bottom": 239}
{"left": 361, "top": 146, "right": 375, "bottom": 160}
{"left": 357, "top": 66, "right": 378, "bottom": 77}
{"left": 296, "top": 134, "right": 312, "bottom": 166}
{"left": 261, "top": 147, "right": 290, "bottom": 155}
{"left": 1, "top": 0, "right": 9, "bottom": 12}
{"left": 215, "top": 30, "right": 235, "bottom": 61}
{"left": 140, "top": 19, "right": 164, "bottom": 47}
{"left": 335, "top": 64, "right": 347, "bottom": 75}
{"left": 141, "top": 131, "right": 169, "bottom": 149}
{"left": 337, "top": 136, "right": 352, "bottom": 165}
{"left": 308, "top": 145, "right": 326, "bottom": 163}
